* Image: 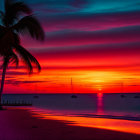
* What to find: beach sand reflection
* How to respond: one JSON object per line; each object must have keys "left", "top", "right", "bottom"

{"left": 31, "top": 107, "right": 140, "bottom": 135}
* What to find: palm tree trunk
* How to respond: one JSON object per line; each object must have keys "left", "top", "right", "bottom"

{"left": 0, "top": 57, "right": 9, "bottom": 109}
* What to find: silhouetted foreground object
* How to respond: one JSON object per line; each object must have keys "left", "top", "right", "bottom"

{"left": 0, "top": 0, "right": 45, "bottom": 109}
{"left": 2, "top": 103, "right": 32, "bottom": 106}
{"left": 2, "top": 100, "right": 32, "bottom": 106}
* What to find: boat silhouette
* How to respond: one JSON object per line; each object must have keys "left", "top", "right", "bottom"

{"left": 70, "top": 78, "right": 77, "bottom": 98}
{"left": 33, "top": 95, "right": 39, "bottom": 99}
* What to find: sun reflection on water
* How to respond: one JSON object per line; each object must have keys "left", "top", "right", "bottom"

{"left": 97, "top": 93, "right": 103, "bottom": 115}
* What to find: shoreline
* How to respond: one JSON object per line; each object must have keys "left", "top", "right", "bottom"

{"left": 0, "top": 107, "right": 140, "bottom": 140}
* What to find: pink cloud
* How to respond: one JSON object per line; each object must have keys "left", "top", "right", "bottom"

{"left": 21, "top": 26, "right": 140, "bottom": 48}
{"left": 30, "top": 42, "right": 140, "bottom": 67}
{"left": 41, "top": 11, "right": 140, "bottom": 32}
{"left": 44, "top": 27, "right": 140, "bottom": 47}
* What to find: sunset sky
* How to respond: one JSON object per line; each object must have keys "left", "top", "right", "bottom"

{"left": 1, "top": 0, "right": 140, "bottom": 93}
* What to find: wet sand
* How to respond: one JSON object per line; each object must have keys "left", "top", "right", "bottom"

{"left": 0, "top": 107, "right": 140, "bottom": 140}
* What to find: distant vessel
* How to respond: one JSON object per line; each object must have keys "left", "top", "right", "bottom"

{"left": 121, "top": 94, "right": 126, "bottom": 98}
{"left": 34, "top": 84, "right": 39, "bottom": 99}
{"left": 134, "top": 95, "right": 140, "bottom": 98}
{"left": 71, "top": 94, "right": 77, "bottom": 98}
{"left": 120, "top": 82, "right": 126, "bottom": 98}
{"left": 71, "top": 78, "right": 77, "bottom": 98}
{"left": 33, "top": 95, "right": 39, "bottom": 99}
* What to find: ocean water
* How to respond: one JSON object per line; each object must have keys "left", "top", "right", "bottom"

{"left": 2, "top": 93, "right": 140, "bottom": 117}
{"left": 3, "top": 93, "right": 140, "bottom": 134}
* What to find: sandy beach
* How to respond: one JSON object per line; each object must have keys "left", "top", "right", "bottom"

{"left": 0, "top": 107, "right": 140, "bottom": 140}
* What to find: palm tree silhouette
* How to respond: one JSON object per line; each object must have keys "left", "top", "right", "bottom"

{"left": 0, "top": 0, "right": 45, "bottom": 109}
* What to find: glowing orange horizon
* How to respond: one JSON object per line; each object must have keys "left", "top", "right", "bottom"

{"left": 3, "top": 62, "right": 140, "bottom": 94}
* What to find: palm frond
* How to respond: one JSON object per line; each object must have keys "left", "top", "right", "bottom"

{"left": 4, "top": 0, "right": 11, "bottom": 12}
{"left": 1, "top": 52, "right": 18, "bottom": 70}
{"left": 9, "top": 52, "right": 19, "bottom": 67}
{"left": 0, "top": 25, "right": 6, "bottom": 38}
{"left": 3, "top": 0, "right": 32, "bottom": 26}
{"left": 0, "top": 11, "right": 4, "bottom": 21}
{"left": 14, "top": 45, "right": 41, "bottom": 74}
{"left": 0, "top": 29, "right": 18, "bottom": 56}
{"left": 13, "top": 32, "right": 20, "bottom": 44}
{"left": 12, "top": 16, "right": 45, "bottom": 41}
